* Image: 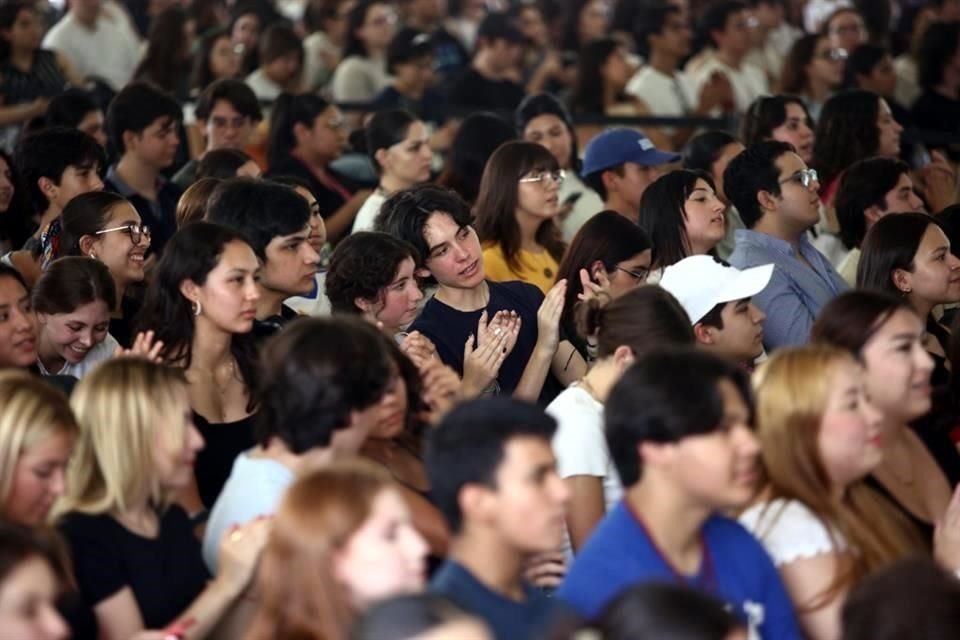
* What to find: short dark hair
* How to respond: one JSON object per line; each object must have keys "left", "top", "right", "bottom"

{"left": 256, "top": 317, "right": 392, "bottom": 452}
{"left": 583, "top": 165, "right": 624, "bottom": 201}
{"left": 595, "top": 584, "right": 743, "bottom": 639}
{"left": 106, "top": 82, "right": 183, "bottom": 155}
{"left": 435, "top": 112, "right": 515, "bottom": 204}
{"left": 634, "top": 1, "right": 682, "bottom": 58}
{"left": 206, "top": 178, "right": 311, "bottom": 261}
{"left": 326, "top": 232, "right": 420, "bottom": 314}
{"left": 683, "top": 130, "right": 739, "bottom": 174}
{"left": 701, "top": 0, "right": 749, "bottom": 48}
{"left": 259, "top": 23, "right": 303, "bottom": 64}
{"left": 33, "top": 256, "right": 117, "bottom": 315}
{"left": 917, "top": 20, "right": 960, "bottom": 90}
{"left": 638, "top": 169, "right": 717, "bottom": 268}
{"left": 844, "top": 43, "right": 889, "bottom": 89}
{"left": 722, "top": 140, "right": 793, "bottom": 229}
{"left": 194, "top": 78, "right": 263, "bottom": 123}
{"left": 605, "top": 347, "right": 753, "bottom": 487}
{"left": 353, "top": 594, "right": 473, "bottom": 640}
{"left": 811, "top": 289, "right": 913, "bottom": 357}
{"left": 386, "top": 28, "right": 433, "bottom": 75}
{"left": 196, "top": 148, "right": 254, "bottom": 180}
{"left": 425, "top": 397, "right": 557, "bottom": 533}
{"left": 267, "top": 93, "right": 330, "bottom": 168}
{"left": 15, "top": 127, "right": 104, "bottom": 213}
{"left": 45, "top": 90, "right": 100, "bottom": 130}
{"left": 740, "top": 95, "right": 813, "bottom": 147}
{"left": 375, "top": 185, "right": 473, "bottom": 271}
{"left": 842, "top": 558, "right": 960, "bottom": 640}
{"left": 835, "top": 157, "right": 911, "bottom": 250}
{"left": 857, "top": 212, "right": 941, "bottom": 297}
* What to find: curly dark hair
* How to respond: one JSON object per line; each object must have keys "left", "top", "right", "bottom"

{"left": 325, "top": 232, "right": 420, "bottom": 314}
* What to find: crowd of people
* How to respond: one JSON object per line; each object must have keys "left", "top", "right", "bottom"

{"left": 2, "top": 0, "right": 960, "bottom": 638}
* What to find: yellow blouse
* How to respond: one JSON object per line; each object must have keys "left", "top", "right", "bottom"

{"left": 482, "top": 243, "right": 559, "bottom": 294}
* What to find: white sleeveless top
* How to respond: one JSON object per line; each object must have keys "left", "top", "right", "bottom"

{"left": 739, "top": 498, "right": 848, "bottom": 566}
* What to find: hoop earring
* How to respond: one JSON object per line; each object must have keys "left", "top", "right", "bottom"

{"left": 193, "top": 301, "right": 202, "bottom": 317}
{"left": 89, "top": 252, "right": 97, "bottom": 260}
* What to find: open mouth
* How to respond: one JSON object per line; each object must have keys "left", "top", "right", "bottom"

{"left": 460, "top": 259, "right": 479, "bottom": 278}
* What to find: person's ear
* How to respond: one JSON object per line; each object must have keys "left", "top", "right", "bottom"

{"left": 415, "top": 266, "right": 431, "bottom": 278}
{"left": 693, "top": 321, "right": 717, "bottom": 346}
{"left": 374, "top": 147, "right": 391, "bottom": 173}
{"left": 37, "top": 176, "right": 57, "bottom": 202}
{"left": 292, "top": 121, "right": 310, "bottom": 144}
{"left": 78, "top": 234, "right": 99, "bottom": 258}
{"left": 892, "top": 268, "right": 913, "bottom": 295}
{"left": 459, "top": 483, "right": 495, "bottom": 527}
{"left": 601, "top": 169, "right": 619, "bottom": 194}
{"left": 589, "top": 260, "right": 608, "bottom": 280}
{"left": 612, "top": 345, "right": 635, "bottom": 370}
{"left": 121, "top": 129, "right": 139, "bottom": 154}
{"left": 863, "top": 205, "right": 884, "bottom": 228}
{"left": 757, "top": 188, "right": 778, "bottom": 213}
{"left": 179, "top": 278, "right": 201, "bottom": 305}
{"left": 354, "top": 296, "right": 376, "bottom": 315}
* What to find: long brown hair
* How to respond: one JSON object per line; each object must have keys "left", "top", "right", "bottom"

{"left": 473, "top": 141, "right": 565, "bottom": 274}
{"left": 752, "top": 346, "right": 924, "bottom": 611}
{"left": 245, "top": 460, "right": 395, "bottom": 640}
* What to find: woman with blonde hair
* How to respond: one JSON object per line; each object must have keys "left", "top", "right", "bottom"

{"left": 0, "top": 371, "right": 76, "bottom": 528}
{"left": 247, "top": 459, "right": 429, "bottom": 640}
{"left": 53, "top": 358, "right": 266, "bottom": 640}
{"left": 741, "top": 345, "right": 928, "bottom": 640}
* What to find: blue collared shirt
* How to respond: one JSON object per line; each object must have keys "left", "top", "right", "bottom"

{"left": 728, "top": 229, "right": 848, "bottom": 349}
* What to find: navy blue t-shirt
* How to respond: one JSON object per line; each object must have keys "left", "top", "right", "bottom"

{"left": 559, "top": 501, "right": 802, "bottom": 638}
{"left": 431, "top": 560, "right": 558, "bottom": 640}
{"left": 408, "top": 280, "right": 563, "bottom": 404}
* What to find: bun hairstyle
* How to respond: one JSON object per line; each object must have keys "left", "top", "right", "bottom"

{"left": 575, "top": 285, "right": 694, "bottom": 359}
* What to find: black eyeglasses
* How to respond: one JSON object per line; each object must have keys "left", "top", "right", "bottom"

{"left": 95, "top": 223, "right": 151, "bottom": 245}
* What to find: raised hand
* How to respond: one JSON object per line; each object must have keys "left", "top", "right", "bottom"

{"left": 217, "top": 516, "right": 272, "bottom": 591}
{"left": 400, "top": 331, "right": 437, "bottom": 368}
{"left": 577, "top": 268, "right": 611, "bottom": 304}
{"left": 114, "top": 330, "right": 164, "bottom": 362}
{"left": 536, "top": 279, "right": 567, "bottom": 356}
{"left": 419, "top": 358, "right": 462, "bottom": 423}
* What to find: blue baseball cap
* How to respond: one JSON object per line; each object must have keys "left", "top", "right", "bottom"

{"left": 581, "top": 128, "right": 681, "bottom": 177}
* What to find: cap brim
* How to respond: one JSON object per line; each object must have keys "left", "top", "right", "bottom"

{"left": 715, "top": 263, "right": 774, "bottom": 306}
{"left": 634, "top": 149, "right": 682, "bottom": 166}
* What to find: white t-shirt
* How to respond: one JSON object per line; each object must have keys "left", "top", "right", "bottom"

{"left": 37, "top": 333, "right": 119, "bottom": 379}
{"left": 351, "top": 190, "right": 387, "bottom": 234}
{"left": 285, "top": 272, "right": 331, "bottom": 317}
{"left": 331, "top": 55, "right": 392, "bottom": 104}
{"left": 42, "top": 6, "right": 141, "bottom": 91}
{"left": 558, "top": 172, "right": 605, "bottom": 242}
{"left": 626, "top": 67, "right": 697, "bottom": 124}
{"left": 203, "top": 452, "right": 295, "bottom": 573}
{"left": 690, "top": 57, "right": 770, "bottom": 114}
{"left": 548, "top": 384, "right": 622, "bottom": 558}
{"left": 245, "top": 69, "right": 284, "bottom": 103}
{"left": 739, "top": 498, "right": 847, "bottom": 566}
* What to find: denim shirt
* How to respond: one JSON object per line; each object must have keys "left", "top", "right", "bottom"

{"left": 728, "top": 229, "right": 848, "bottom": 349}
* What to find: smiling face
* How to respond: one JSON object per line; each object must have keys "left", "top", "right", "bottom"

{"left": 184, "top": 240, "right": 261, "bottom": 335}
{"left": 423, "top": 213, "right": 485, "bottom": 290}
{"left": 770, "top": 102, "right": 814, "bottom": 163}
{"left": 152, "top": 386, "right": 204, "bottom": 492}
{"left": 86, "top": 202, "right": 149, "bottom": 286}
{"left": 860, "top": 309, "right": 934, "bottom": 424}
{"left": 334, "top": 488, "right": 428, "bottom": 608}
{"left": 37, "top": 300, "right": 111, "bottom": 369}
{"left": 0, "top": 556, "right": 68, "bottom": 640}
{"left": 0, "top": 276, "right": 36, "bottom": 368}
{"left": 682, "top": 178, "right": 726, "bottom": 255}
{"left": 4, "top": 430, "right": 73, "bottom": 527}
{"left": 817, "top": 359, "right": 883, "bottom": 489}
{"left": 377, "top": 121, "right": 433, "bottom": 188}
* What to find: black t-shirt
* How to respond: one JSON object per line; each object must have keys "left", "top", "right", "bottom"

{"left": 910, "top": 91, "right": 960, "bottom": 161}
{"left": 409, "top": 280, "right": 563, "bottom": 404}
{"left": 266, "top": 155, "right": 358, "bottom": 221}
{"left": 58, "top": 506, "right": 209, "bottom": 629}
{"left": 448, "top": 68, "right": 526, "bottom": 113}
{"left": 192, "top": 411, "right": 257, "bottom": 508}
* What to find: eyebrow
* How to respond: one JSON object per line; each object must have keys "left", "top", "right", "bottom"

{"left": 688, "top": 187, "right": 712, "bottom": 195}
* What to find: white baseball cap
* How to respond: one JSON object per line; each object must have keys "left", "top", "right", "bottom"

{"left": 660, "top": 255, "right": 774, "bottom": 325}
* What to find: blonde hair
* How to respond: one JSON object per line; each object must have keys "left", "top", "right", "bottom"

{"left": 176, "top": 177, "right": 222, "bottom": 229}
{"left": 0, "top": 371, "right": 77, "bottom": 516}
{"left": 245, "top": 459, "right": 394, "bottom": 640}
{"left": 753, "top": 345, "right": 923, "bottom": 610}
{"left": 52, "top": 358, "right": 189, "bottom": 518}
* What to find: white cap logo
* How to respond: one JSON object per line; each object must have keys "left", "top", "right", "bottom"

{"left": 638, "top": 138, "right": 654, "bottom": 151}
